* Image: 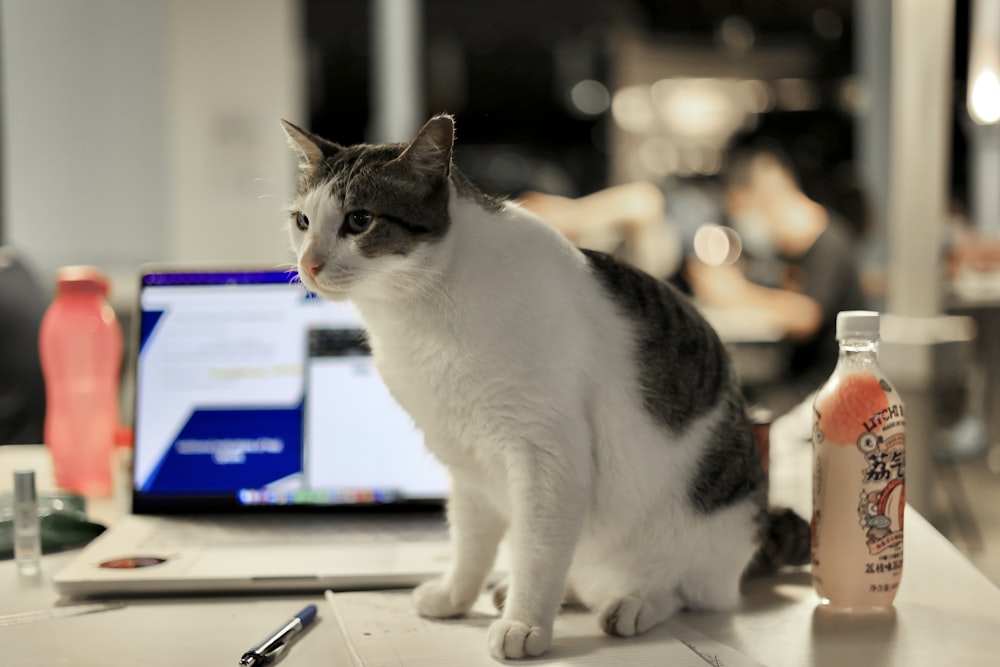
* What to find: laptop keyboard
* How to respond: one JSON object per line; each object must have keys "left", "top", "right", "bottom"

{"left": 139, "top": 514, "right": 449, "bottom": 548}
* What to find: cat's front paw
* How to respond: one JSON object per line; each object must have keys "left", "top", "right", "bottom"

{"left": 412, "top": 578, "right": 473, "bottom": 618}
{"left": 597, "top": 596, "right": 660, "bottom": 637}
{"left": 487, "top": 618, "right": 552, "bottom": 660}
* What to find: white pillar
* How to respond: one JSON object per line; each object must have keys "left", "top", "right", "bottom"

{"left": 968, "top": 0, "right": 1000, "bottom": 237}
{"left": 855, "top": 1, "right": 893, "bottom": 272}
{"left": 969, "top": 124, "right": 1000, "bottom": 236}
{"left": 885, "top": 0, "right": 955, "bottom": 317}
{"left": 166, "top": 0, "right": 303, "bottom": 270}
{"left": 371, "top": 0, "right": 423, "bottom": 143}
{"left": 879, "top": 0, "right": 965, "bottom": 517}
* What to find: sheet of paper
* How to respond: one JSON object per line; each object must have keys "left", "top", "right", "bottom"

{"left": 324, "top": 589, "right": 766, "bottom": 666}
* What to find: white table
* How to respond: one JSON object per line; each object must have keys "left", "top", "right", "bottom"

{"left": 4, "top": 433, "right": 1000, "bottom": 666}
{"left": 1, "top": 445, "right": 356, "bottom": 667}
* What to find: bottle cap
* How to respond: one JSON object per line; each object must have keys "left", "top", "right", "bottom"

{"left": 114, "top": 425, "right": 135, "bottom": 450}
{"left": 55, "top": 265, "right": 110, "bottom": 296}
{"left": 14, "top": 470, "right": 37, "bottom": 503}
{"left": 836, "top": 310, "right": 880, "bottom": 340}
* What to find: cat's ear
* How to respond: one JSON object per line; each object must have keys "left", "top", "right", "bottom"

{"left": 280, "top": 119, "right": 340, "bottom": 170}
{"left": 393, "top": 114, "right": 454, "bottom": 182}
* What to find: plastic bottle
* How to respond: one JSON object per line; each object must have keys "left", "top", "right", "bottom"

{"left": 811, "top": 310, "right": 905, "bottom": 610}
{"left": 38, "top": 266, "right": 123, "bottom": 496}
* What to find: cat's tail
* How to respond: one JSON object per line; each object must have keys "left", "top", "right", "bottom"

{"left": 745, "top": 507, "right": 811, "bottom": 576}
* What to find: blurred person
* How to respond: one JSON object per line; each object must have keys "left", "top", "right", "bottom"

{"left": 0, "top": 246, "right": 48, "bottom": 444}
{"left": 685, "top": 148, "right": 867, "bottom": 415}
{"left": 518, "top": 181, "right": 682, "bottom": 279}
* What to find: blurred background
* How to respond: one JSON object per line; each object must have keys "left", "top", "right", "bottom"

{"left": 0, "top": 0, "right": 975, "bottom": 295}
{"left": 3, "top": 0, "right": 1000, "bottom": 581}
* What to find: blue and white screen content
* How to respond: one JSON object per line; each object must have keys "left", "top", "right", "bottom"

{"left": 133, "top": 271, "right": 449, "bottom": 506}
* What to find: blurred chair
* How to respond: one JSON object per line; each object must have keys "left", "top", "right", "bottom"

{"left": 0, "top": 247, "right": 49, "bottom": 444}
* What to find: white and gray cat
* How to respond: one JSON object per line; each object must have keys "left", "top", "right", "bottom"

{"left": 282, "top": 115, "right": 808, "bottom": 660}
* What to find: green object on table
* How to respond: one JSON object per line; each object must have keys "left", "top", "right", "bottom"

{"left": 0, "top": 491, "right": 106, "bottom": 558}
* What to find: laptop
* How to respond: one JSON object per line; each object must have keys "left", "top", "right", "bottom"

{"left": 54, "top": 266, "right": 466, "bottom": 597}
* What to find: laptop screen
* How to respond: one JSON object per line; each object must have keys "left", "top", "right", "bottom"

{"left": 131, "top": 268, "right": 449, "bottom": 513}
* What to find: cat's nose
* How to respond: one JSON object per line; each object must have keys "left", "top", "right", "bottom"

{"left": 303, "top": 259, "right": 325, "bottom": 277}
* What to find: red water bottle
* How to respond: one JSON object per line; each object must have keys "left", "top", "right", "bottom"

{"left": 38, "top": 266, "right": 123, "bottom": 496}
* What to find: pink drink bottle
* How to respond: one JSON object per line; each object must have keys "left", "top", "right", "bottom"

{"left": 38, "top": 266, "right": 123, "bottom": 496}
{"left": 811, "top": 310, "right": 905, "bottom": 610}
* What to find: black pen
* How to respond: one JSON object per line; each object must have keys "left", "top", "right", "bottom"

{"left": 238, "top": 604, "right": 317, "bottom": 666}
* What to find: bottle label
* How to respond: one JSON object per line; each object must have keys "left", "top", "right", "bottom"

{"left": 813, "top": 371, "right": 905, "bottom": 605}
{"left": 857, "top": 426, "right": 905, "bottom": 556}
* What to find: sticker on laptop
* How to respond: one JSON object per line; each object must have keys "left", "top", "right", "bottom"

{"left": 98, "top": 557, "right": 168, "bottom": 569}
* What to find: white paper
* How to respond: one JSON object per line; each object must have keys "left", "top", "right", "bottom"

{"left": 324, "top": 589, "right": 765, "bottom": 666}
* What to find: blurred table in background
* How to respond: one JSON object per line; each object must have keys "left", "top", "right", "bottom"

{"left": 698, "top": 304, "right": 789, "bottom": 386}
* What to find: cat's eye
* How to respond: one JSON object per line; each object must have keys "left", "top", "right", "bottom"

{"left": 344, "top": 210, "right": 374, "bottom": 234}
{"left": 294, "top": 211, "right": 309, "bottom": 231}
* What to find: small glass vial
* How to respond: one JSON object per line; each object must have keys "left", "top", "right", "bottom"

{"left": 811, "top": 311, "right": 905, "bottom": 610}
{"left": 14, "top": 470, "right": 42, "bottom": 576}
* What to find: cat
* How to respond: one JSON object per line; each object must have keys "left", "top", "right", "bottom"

{"left": 281, "top": 114, "right": 809, "bottom": 660}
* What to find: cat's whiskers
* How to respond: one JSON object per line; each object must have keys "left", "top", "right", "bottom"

{"left": 250, "top": 176, "right": 292, "bottom": 205}
{"left": 275, "top": 262, "right": 299, "bottom": 277}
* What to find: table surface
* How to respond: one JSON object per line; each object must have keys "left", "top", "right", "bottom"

{"left": 4, "top": 422, "right": 1000, "bottom": 666}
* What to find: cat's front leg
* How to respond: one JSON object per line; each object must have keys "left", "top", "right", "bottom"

{"left": 413, "top": 476, "right": 506, "bottom": 619}
{"left": 487, "top": 440, "right": 588, "bottom": 660}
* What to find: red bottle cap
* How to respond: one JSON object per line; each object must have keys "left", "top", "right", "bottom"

{"left": 114, "top": 426, "right": 135, "bottom": 449}
{"left": 55, "top": 265, "right": 110, "bottom": 296}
